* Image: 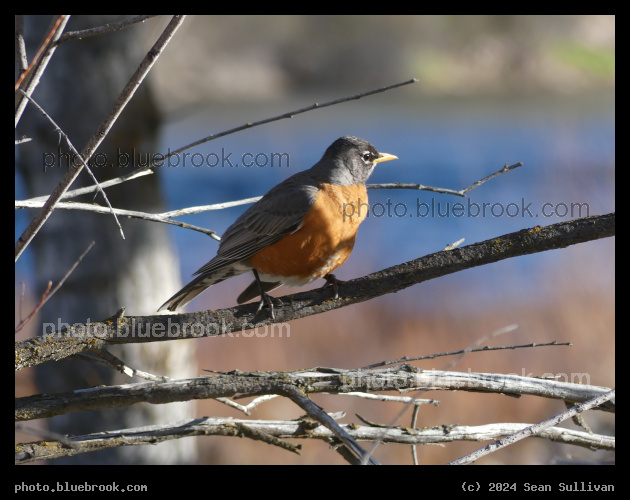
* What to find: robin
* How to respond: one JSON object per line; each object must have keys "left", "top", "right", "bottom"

{"left": 159, "top": 136, "right": 397, "bottom": 317}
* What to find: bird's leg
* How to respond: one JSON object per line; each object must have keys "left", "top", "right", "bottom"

{"left": 322, "top": 273, "right": 346, "bottom": 299}
{"left": 252, "top": 269, "right": 283, "bottom": 319}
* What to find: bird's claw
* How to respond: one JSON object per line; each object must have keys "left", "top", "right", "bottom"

{"left": 256, "top": 293, "right": 284, "bottom": 320}
{"left": 322, "top": 273, "right": 346, "bottom": 299}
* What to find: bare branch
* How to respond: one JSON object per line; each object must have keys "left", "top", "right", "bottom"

{"left": 15, "top": 417, "right": 613, "bottom": 465}
{"left": 15, "top": 199, "right": 220, "bottom": 240}
{"left": 15, "top": 213, "right": 614, "bottom": 371}
{"left": 57, "top": 15, "right": 159, "bottom": 43}
{"left": 15, "top": 365, "right": 614, "bottom": 423}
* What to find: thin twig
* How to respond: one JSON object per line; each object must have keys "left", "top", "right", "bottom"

{"left": 76, "top": 348, "right": 173, "bottom": 382}
{"left": 17, "top": 90, "right": 125, "bottom": 239}
{"left": 18, "top": 283, "right": 25, "bottom": 327}
{"left": 15, "top": 241, "right": 95, "bottom": 334}
{"left": 362, "top": 323, "right": 522, "bottom": 463}
{"left": 151, "top": 78, "right": 420, "bottom": 169}
{"left": 57, "top": 15, "right": 158, "bottom": 43}
{"left": 368, "top": 162, "right": 524, "bottom": 197}
{"left": 26, "top": 169, "right": 153, "bottom": 202}
{"left": 14, "top": 15, "right": 68, "bottom": 97}
{"left": 15, "top": 16, "right": 29, "bottom": 75}
{"left": 461, "top": 162, "right": 524, "bottom": 195}
{"left": 15, "top": 282, "right": 51, "bottom": 334}
{"left": 448, "top": 389, "right": 616, "bottom": 465}
{"left": 443, "top": 238, "right": 465, "bottom": 251}
{"left": 336, "top": 392, "right": 438, "bottom": 406}
{"left": 214, "top": 395, "right": 278, "bottom": 415}
{"left": 156, "top": 197, "right": 262, "bottom": 220}
{"left": 362, "top": 337, "right": 573, "bottom": 370}
{"left": 15, "top": 199, "right": 219, "bottom": 240}
{"left": 411, "top": 405, "right": 421, "bottom": 465}
{"left": 15, "top": 136, "right": 32, "bottom": 145}
{"left": 61, "top": 79, "right": 420, "bottom": 200}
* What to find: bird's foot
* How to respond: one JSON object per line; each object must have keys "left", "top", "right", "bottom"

{"left": 322, "top": 273, "right": 346, "bottom": 299}
{"left": 256, "top": 293, "right": 284, "bottom": 320}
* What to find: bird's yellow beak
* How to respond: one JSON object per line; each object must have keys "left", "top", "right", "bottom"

{"left": 374, "top": 152, "right": 398, "bottom": 164}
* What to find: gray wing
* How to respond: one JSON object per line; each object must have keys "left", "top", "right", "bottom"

{"left": 193, "top": 172, "right": 319, "bottom": 277}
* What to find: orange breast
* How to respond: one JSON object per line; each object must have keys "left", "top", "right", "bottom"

{"left": 249, "top": 183, "right": 368, "bottom": 281}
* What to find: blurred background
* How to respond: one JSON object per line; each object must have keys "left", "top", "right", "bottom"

{"left": 16, "top": 15, "right": 614, "bottom": 465}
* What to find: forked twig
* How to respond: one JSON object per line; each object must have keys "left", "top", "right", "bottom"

{"left": 368, "top": 162, "right": 523, "bottom": 196}
{"left": 15, "top": 241, "right": 95, "bottom": 334}
{"left": 17, "top": 90, "right": 125, "bottom": 239}
{"left": 449, "top": 389, "right": 616, "bottom": 465}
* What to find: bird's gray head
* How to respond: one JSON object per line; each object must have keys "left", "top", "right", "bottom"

{"left": 310, "top": 136, "right": 397, "bottom": 185}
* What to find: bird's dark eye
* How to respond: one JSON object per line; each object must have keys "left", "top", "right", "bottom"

{"left": 362, "top": 151, "right": 372, "bottom": 162}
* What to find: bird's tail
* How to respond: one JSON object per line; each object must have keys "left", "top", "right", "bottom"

{"left": 158, "top": 266, "right": 247, "bottom": 312}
